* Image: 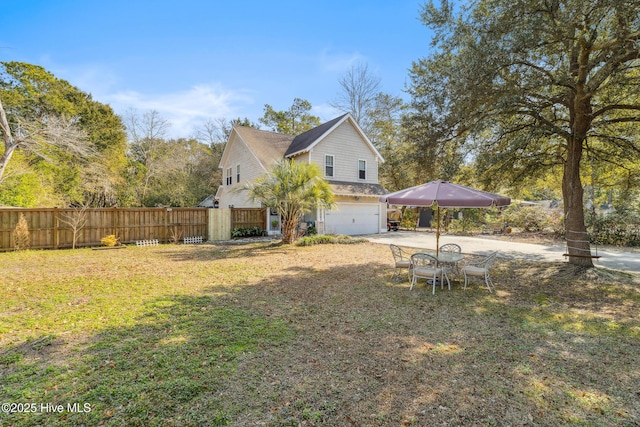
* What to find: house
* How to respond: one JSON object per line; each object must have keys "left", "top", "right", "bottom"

{"left": 216, "top": 113, "right": 388, "bottom": 236}
{"left": 197, "top": 194, "right": 218, "bottom": 208}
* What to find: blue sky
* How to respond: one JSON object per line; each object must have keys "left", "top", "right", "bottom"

{"left": 1, "top": 1, "right": 432, "bottom": 138}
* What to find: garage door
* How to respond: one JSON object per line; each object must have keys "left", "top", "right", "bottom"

{"left": 325, "top": 203, "right": 380, "bottom": 235}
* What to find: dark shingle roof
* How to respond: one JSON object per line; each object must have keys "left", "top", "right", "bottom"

{"left": 284, "top": 114, "right": 348, "bottom": 157}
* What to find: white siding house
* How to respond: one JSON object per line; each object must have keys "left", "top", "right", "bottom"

{"left": 217, "top": 114, "right": 387, "bottom": 236}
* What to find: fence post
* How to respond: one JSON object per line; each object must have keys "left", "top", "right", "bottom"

{"left": 112, "top": 207, "right": 117, "bottom": 237}
{"left": 164, "top": 208, "right": 169, "bottom": 243}
{"left": 53, "top": 207, "right": 59, "bottom": 249}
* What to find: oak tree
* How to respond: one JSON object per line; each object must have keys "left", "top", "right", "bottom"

{"left": 409, "top": 0, "right": 640, "bottom": 266}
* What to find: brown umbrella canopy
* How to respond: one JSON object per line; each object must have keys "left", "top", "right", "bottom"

{"left": 379, "top": 180, "right": 511, "bottom": 255}
{"left": 379, "top": 180, "right": 511, "bottom": 208}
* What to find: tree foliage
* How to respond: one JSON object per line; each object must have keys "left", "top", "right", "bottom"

{"left": 367, "top": 93, "right": 413, "bottom": 192}
{"left": 259, "top": 98, "right": 320, "bottom": 135}
{"left": 123, "top": 110, "right": 219, "bottom": 207}
{"left": 409, "top": 0, "right": 640, "bottom": 266}
{"left": 243, "top": 159, "right": 334, "bottom": 244}
{"left": 0, "top": 62, "right": 128, "bottom": 207}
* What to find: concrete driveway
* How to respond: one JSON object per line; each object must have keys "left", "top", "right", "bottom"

{"left": 364, "top": 231, "right": 640, "bottom": 274}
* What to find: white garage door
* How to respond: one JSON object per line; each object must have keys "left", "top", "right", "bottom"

{"left": 325, "top": 203, "right": 380, "bottom": 235}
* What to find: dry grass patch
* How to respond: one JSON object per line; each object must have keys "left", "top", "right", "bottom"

{"left": 1, "top": 242, "right": 639, "bottom": 426}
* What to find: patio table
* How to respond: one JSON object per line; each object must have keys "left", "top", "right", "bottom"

{"left": 418, "top": 251, "right": 464, "bottom": 286}
{"left": 422, "top": 251, "right": 464, "bottom": 264}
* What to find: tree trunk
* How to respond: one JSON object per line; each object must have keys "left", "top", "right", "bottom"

{"left": 0, "top": 96, "right": 17, "bottom": 183}
{"left": 563, "top": 48, "right": 594, "bottom": 268}
{"left": 563, "top": 127, "right": 594, "bottom": 266}
{"left": 0, "top": 143, "right": 16, "bottom": 183}
{"left": 282, "top": 216, "right": 297, "bottom": 244}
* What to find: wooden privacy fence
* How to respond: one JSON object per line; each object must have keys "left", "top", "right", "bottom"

{"left": 0, "top": 207, "right": 208, "bottom": 251}
{"left": 231, "top": 207, "right": 267, "bottom": 230}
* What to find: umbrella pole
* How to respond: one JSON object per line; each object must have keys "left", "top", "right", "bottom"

{"left": 436, "top": 206, "right": 440, "bottom": 256}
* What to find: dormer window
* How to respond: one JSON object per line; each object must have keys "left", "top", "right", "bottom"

{"left": 358, "top": 160, "right": 366, "bottom": 180}
{"left": 325, "top": 155, "right": 334, "bottom": 178}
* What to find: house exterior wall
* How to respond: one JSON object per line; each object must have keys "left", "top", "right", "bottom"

{"left": 333, "top": 195, "right": 386, "bottom": 233}
{"left": 303, "top": 196, "right": 386, "bottom": 235}
{"left": 216, "top": 116, "right": 386, "bottom": 236}
{"left": 307, "top": 121, "right": 379, "bottom": 183}
{"left": 293, "top": 152, "right": 310, "bottom": 164}
{"left": 218, "top": 133, "right": 264, "bottom": 208}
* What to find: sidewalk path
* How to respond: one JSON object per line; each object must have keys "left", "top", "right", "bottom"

{"left": 364, "top": 231, "right": 640, "bottom": 274}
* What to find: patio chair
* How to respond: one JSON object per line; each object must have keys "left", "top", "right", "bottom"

{"left": 389, "top": 244, "right": 412, "bottom": 281}
{"left": 462, "top": 251, "right": 498, "bottom": 293}
{"left": 410, "top": 252, "right": 450, "bottom": 294}
{"left": 439, "top": 243, "right": 462, "bottom": 275}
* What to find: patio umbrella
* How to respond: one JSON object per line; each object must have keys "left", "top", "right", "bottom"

{"left": 379, "top": 180, "right": 511, "bottom": 255}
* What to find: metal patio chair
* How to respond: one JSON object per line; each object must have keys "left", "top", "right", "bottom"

{"left": 410, "top": 252, "right": 450, "bottom": 294}
{"left": 462, "top": 251, "right": 498, "bottom": 293}
{"left": 389, "top": 244, "right": 412, "bottom": 281}
{"left": 439, "top": 243, "right": 462, "bottom": 275}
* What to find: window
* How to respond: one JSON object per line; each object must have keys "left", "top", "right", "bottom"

{"left": 236, "top": 164, "right": 241, "bottom": 183}
{"left": 226, "top": 167, "right": 232, "bottom": 185}
{"left": 358, "top": 160, "right": 366, "bottom": 180}
{"left": 325, "top": 155, "right": 334, "bottom": 177}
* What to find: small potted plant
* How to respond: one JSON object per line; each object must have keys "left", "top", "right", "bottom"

{"left": 271, "top": 220, "right": 280, "bottom": 229}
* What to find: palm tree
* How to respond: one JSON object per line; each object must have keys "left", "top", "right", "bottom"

{"left": 243, "top": 159, "right": 334, "bottom": 244}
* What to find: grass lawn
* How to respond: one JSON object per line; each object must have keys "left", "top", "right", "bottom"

{"left": 1, "top": 241, "right": 639, "bottom": 426}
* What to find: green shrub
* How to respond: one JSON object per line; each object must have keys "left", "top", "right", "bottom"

{"left": 400, "top": 209, "right": 418, "bottom": 229}
{"left": 295, "top": 234, "right": 367, "bottom": 246}
{"left": 296, "top": 235, "right": 334, "bottom": 246}
{"left": 231, "top": 226, "right": 264, "bottom": 238}
{"left": 588, "top": 208, "right": 640, "bottom": 246}
{"left": 502, "top": 204, "right": 550, "bottom": 232}
{"left": 548, "top": 209, "right": 565, "bottom": 238}
{"left": 448, "top": 208, "right": 485, "bottom": 233}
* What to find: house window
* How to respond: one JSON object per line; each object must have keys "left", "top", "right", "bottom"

{"left": 236, "top": 164, "right": 240, "bottom": 183}
{"left": 325, "top": 155, "right": 334, "bottom": 178}
{"left": 358, "top": 160, "right": 366, "bottom": 180}
{"left": 226, "top": 167, "right": 233, "bottom": 185}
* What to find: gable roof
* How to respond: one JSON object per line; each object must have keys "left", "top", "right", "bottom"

{"left": 284, "top": 114, "right": 348, "bottom": 157}
{"left": 220, "top": 114, "right": 384, "bottom": 172}
{"left": 284, "top": 113, "right": 384, "bottom": 162}
{"left": 223, "top": 125, "right": 294, "bottom": 169}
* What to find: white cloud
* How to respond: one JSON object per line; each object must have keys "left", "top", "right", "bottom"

{"left": 105, "top": 84, "right": 255, "bottom": 138}
{"left": 48, "top": 62, "right": 255, "bottom": 138}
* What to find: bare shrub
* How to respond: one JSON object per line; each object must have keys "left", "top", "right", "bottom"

{"left": 58, "top": 205, "right": 88, "bottom": 249}
{"left": 13, "top": 213, "right": 30, "bottom": 250}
